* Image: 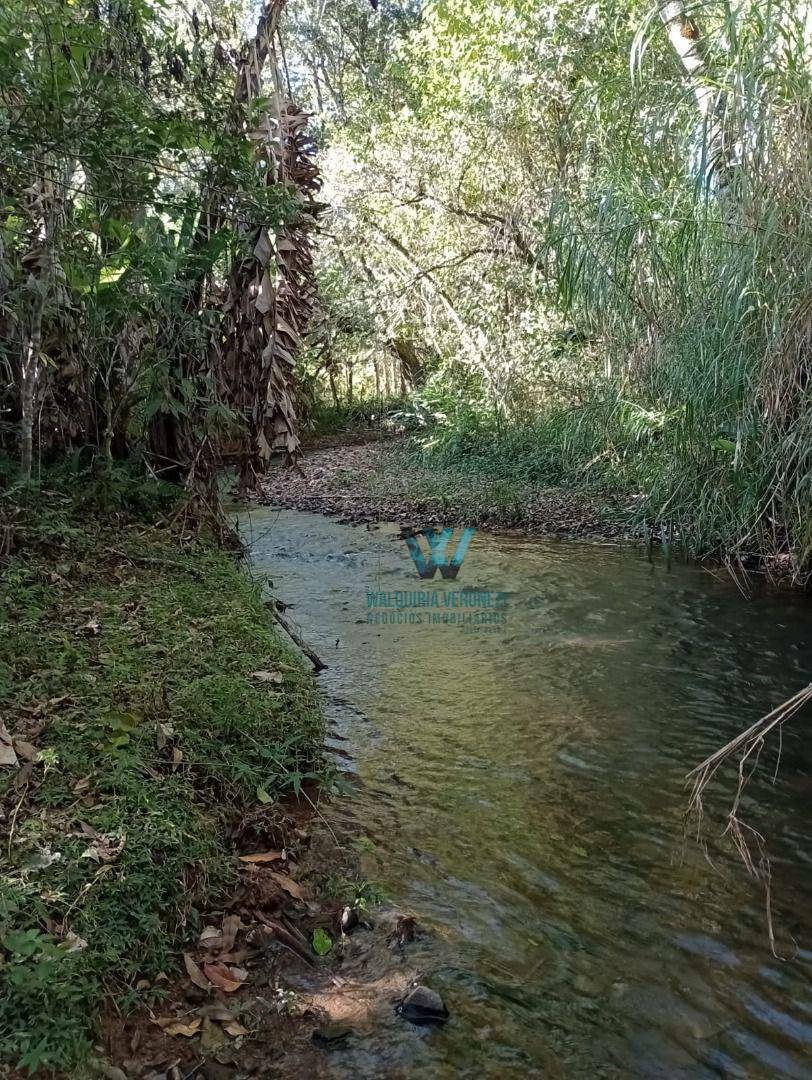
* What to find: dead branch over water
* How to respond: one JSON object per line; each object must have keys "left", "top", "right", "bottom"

{"left": 687, "top": 683, "right": 812, "bottom": 954}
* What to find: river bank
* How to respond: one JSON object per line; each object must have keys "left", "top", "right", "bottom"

{"left": 0, "top": 474, "right": 393, "bottom": 1078}
{"left": 260, "top": 441, "right": 633, "bottom": 542}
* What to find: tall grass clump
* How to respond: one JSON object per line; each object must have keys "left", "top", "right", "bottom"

{"left": 537, "top": 0, "right": 812, "bottom": 577}
{"left": 380, "top": 0, "right": 812, "bottom": 580}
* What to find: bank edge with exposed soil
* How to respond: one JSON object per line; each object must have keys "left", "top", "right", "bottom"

{"left": 258, "top": 440, "right": 636, "bottom": 543}
{"left": 0, "top": 476, "right": 405, "bottom": 1078}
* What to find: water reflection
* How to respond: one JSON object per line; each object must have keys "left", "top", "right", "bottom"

{"left": 238, "top": 509, "right": 812, "bottom": 1078}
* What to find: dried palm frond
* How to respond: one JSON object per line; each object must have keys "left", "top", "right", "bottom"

{"left": 220, "top": 1, "right": 323, "bottom": 492}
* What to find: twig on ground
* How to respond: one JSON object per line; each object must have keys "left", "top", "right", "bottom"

{"left": 106, "top": 548, "right": 204, "bottom": 579}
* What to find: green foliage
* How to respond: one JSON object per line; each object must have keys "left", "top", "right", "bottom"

{"left": 0, "top": 478, "right": 324, "bottom": 1072}
{"left": 0, "top": 0, "right": 290, "bottom": 470}
{"left": 284, "top": 0, "right": 812, "bottom": 577}
{"left": 312, "top": 927, "right": 333, "bottom": 955}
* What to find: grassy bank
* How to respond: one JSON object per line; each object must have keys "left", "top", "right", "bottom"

{"left": 0, "top": 470, "right": 323, "bottom": 1074}
{"left": 391, "top": 396, "right": 808, "bottom": 582}
{"left": 261, "top": 440, "right": 628, "bottom": 540}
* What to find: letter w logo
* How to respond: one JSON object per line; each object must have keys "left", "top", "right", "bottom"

{"left": 403, "top": 527, "right": 475, "bottom": 580}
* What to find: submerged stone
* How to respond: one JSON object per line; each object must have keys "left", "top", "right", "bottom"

{"left": 312, "top": 1021, "right": 353, "bottom": 1045}
{"left": 398, "top": 985, "right": 449, "bottom": 1025}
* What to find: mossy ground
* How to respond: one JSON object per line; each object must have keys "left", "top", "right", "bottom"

{"left": 0, "top": 471, "right": 324, "bottom": 1074}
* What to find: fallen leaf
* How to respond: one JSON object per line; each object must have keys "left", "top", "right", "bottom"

{"left": 199, "top": 1003, "right": 237, "bottom": 1022}
{"left": 171, "top": 746, "right": 183, "bottom": 770}
{"left": 312, "top": 928, "right": 332, "bottom": 956}
{"left": 184, "top": 953, "right": 210, "bottom": 991}
{"left": 268, "top": 871, "right": 304, "bottom": 901}
{"left": 199, "top": 915, "right": 244, "bottom": 955}
{"left": 156, "top": 722, "right": 174, "bottom": 750}
{"left": 223, "top": 1020, "right": 249, "bottom": 1038}
{"left": 238, "top": 850, "right": 284, "bottom": 864}
{"left": 0, "top": 721, "right": 18, "bottom": 767}
{"left": 202, "top": 961, "right": 246, "bottom": 993}
{"left": 13, "top": 740, "right": 39, "bottom": 762}
{"left": 250, "top": 670, "right": 283, "bottom": 684}
{"left": 200, "top": 1017, "right": 228, "bottom": 1052}
{"left": 156, "top": 1016, "right": 202, "bottom": 1038}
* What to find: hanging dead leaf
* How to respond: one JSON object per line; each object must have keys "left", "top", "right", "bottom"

{"left": 202, "top": 961, "right": 246, "bottom": 993}
{"left": 238, "top": 850, "right": 284, "bottom": 864}
{"left": 184, "top": 953, "right": 210, "bottom": 991}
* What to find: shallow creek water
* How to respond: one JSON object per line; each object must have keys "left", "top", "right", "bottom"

{"left": 237, "top": 507, "right": 812, "bottom": 1079}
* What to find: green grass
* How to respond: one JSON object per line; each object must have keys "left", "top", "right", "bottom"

{"left": 306, "top": 397, "right": 411, "bottom": 438}
{"left": 0, "top": 473, "right": 324, "bottom": 1074}
{"left": 398, "top": 378, "right": 811, "bottom": 579}
{"left": 320, "top": 433, "right": 622, "bottom": 536}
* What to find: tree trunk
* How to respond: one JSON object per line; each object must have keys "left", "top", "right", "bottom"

{"left": 658, "top": 1, "right": 729, "bottom": 186}
{"left": 19, "top": 167, "right": 63, "bottom": 484}
{"left": 20, "top": 295, "right": 44, "bottom": 484}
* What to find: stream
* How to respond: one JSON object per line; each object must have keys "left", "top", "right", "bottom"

{"left": 238, "top": 507, "right": 812, "bottom": 1079}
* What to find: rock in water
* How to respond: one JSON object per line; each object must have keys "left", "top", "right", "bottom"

{"left": 398, "top": 985, "right": 449, "bottom": 1025}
